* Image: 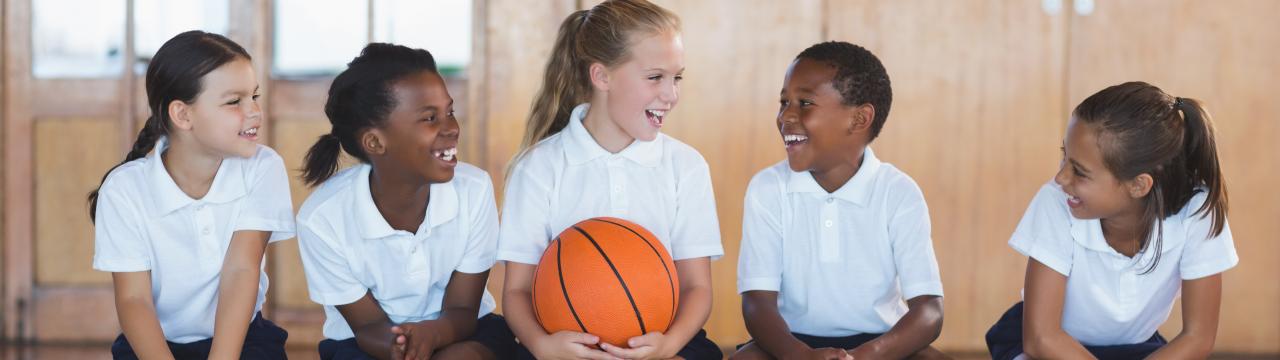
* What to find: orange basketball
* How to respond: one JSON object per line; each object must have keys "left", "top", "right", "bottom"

{"left": 532, "top": 217, "right": 680, "bottom": 348}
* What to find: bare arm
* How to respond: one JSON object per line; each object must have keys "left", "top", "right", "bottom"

{"left": 1147, "top": 274, "right": 1222, "bottom": 359}
{"left": 1022, "top": 258, "right": 1095, "bottom": 360}
{"left": 112, "top": 271, "right": 176, "bottom": 360}
{"left": 848, "top": 295, "right": 944, "bottom": 358}
{"left": 209, "top": 230, "right": 271, "bottom": 360}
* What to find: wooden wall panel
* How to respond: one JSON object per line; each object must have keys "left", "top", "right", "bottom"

{"left": 1067, "top": 0, "right": 1280, "bottom": 353}
{"left": 34, "top": 118, "right": 120, "bottom": 286}
{"left": 645, "top": 0, "right": 824, "bottom": 347}
{"left": 825, "top": 0, "right": 1068, "bottom": 351}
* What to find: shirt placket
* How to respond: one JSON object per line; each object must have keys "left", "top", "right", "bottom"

{"left": 820, "top": 197, "right": 840, "bottom": 263}
{"left": 405, "top": 232, "right": 430, "bottom": 276}
{"left": 194, "top": 203, "right": 220, "bottom": 269}
{"left": 607, "top": 157, "right": 629, "bottom": 217}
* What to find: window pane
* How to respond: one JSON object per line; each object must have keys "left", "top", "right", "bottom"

{"left": 134, "top": 0, "right": 229, "bottom": 67}
{"left": 273, "top": 0, "right": 369, "bottom": 77}
{"left": 33, "top": 0, "right": 126, "bottom": 78}
{"left": 373, "top": 0, "right": 472, "bottom": 76}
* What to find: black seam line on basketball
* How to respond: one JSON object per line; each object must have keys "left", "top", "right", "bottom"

{"left": 557, "top": 238, "right": 589, "bottom": 334}
{"left": 591, "top": 218, "right": 677, "bottom": 326}
{"left": 573, "top": 225, "right": 648, "bottom": 335}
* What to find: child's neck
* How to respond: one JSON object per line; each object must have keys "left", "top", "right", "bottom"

{"left": 368, "top": 165, "right": 431, "bottom": 234}
{"left": 582, "top": 104, "right": 635, "bottom": 154}
{"left": 1100, "top": 207, "right": 1145, "bottom": 258}
{"left": 162, "top": 135, "right": 223, "bottom": 200}
{"left": 810, "top": 149, "right": 865, "bottom": 194}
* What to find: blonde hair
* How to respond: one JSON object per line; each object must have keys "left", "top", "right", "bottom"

{"left": 511, "top": 0, "right": 680, "bottom": 170}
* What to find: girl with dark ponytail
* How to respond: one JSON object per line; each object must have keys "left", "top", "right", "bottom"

{"left": 987, "top": 82, "right": 1237, "bottom": 359}
{"left": 89, "top": 31, "right": 294, "bottom": 359}
{"left": 294, "top": 43, "right": 517, "bottom": 360}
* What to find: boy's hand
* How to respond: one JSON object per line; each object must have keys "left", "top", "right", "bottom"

{"left": 809, "top": 347, "right": 853, "bottom": 360}
{"left": 531, "top": 330, "right": 621, "bottom": 360}
{"left": 392, "top": 320, "right": 445, "bottom": 360}
{"left": 600, "top": 332, "right": 678, "bottom": 360}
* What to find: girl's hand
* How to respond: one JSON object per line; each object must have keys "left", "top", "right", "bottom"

{"left": 600, "top": 332, "right": 678, "bottom": 360}
{"left": 531, "top": 330, "right": 621, "bottom": 360}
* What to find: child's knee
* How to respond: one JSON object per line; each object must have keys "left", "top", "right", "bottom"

{"left": 729, "top": 342, "right": 773, "bottom": 360}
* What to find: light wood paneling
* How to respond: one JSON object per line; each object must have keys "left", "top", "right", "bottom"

{"left": 31, "top": 287, "right": 118, "bottom": 342}
{"left": 34, "top": 118, "right": 120, "bottom": 286}
{"left": 825, "top": 0, "right": 1068, "bottom": 351}
{"left": 1067, "top": 0, "right": 1280, "bottom": 353}
{"left": 645, "top": 0, "right": 824, "bottom": 347}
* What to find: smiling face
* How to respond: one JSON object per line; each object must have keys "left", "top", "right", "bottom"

{"left": 1055, "top": 118, "right": 1143, "bottom": 220}
{"left": 599, "top": 31, "right": 685, "bottom": 142}
{"left": 373, "top": 70, "right": 460, "bottom": 184}
{"left": 184, "top": 58, "right": 262, "bottom": 158}
{"left": 777, "top": 57, "right": 870, "bottom": 174}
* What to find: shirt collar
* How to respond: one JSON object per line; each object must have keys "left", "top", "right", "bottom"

{"left": 148, "top": 136, "right": 247, "bottom": 215}
{"left": 786, "top": 147, "right": 882, "bottom": 206}
{"left": 562, "top": 103, "right": 662, "bottom": 167}
{"left": 353, "top": 164, "right": 458, "bottom": 240}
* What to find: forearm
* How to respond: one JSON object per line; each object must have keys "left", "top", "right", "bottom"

{"left": 352, "top": 322, "right": 398, "bottom": 360}
{"left": 1022, "top": 328, "right": 1094, "bottom": 360}
{"left": 853, "top": 296, "right": 943, "bottom": 358}
{"left": 742, "top": 293, "right": 810, "bottom": 358}
{"left": 115, "top": 296, "right": 176, "bottom": 360}
{"left": 663, "top": 282, "right": 712, "bottom": 351}
{"left": 502, "top": 286, "right": 551, "bottom": 346}
{"left": 1147, "top": 328, "right": 1215, "bottom": 359}
{"left": 209, "top": 266, "right": 262, "bottom": 359}
{"left": 430, "top": 306, "right": 481, "bottom": 347}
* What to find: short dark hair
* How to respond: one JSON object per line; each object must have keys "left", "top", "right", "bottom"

{"left": 796, "top": 41, "right": 892, "bottom": 141}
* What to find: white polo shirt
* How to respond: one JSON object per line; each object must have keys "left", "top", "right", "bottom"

{"left": 297, "top": 162, "right": 499, "bottom": 340}
{"left": 1010, "top": 181, "right": 1238, "bottom": 346}
{"left": 92, "top": 137, "right": 295, "bottom": 343}
{"left": 736, "top": 149, "right": 943, "bottom": 337}
{"left": 497, "top": 103, "right": 724, "bottom": 265}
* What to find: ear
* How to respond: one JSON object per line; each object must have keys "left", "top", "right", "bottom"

{"left": 847, "top": 104, "right": 875, "bottom": 134}
{"left": 1127, "top": 173, "right": 1154, "bottom": 199}
{"left": 588, "top": 62, "right": 610, "bottom": 92}
{"left": 168, "top": 100, "right": 193, "bottom": 131}
{"left": 360, "top": 129, "right": 387, "bottom": 157}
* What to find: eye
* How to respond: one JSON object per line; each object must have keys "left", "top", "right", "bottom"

{"left": 252, "top": 94, "right": 261, "bottom": 102}
{"left": 674, "top": 74, "right": 684, "bottom": 82}
{"left": 799, "top": 99, "right": 814, "bottom": 107}
{"left": 225, "top": 99, "right": 240, "bottom": 106}
{"left": 648, "top": 74, "right": 662, "bottom": 81}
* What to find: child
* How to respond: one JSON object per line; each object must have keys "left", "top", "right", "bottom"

{"left": 296, "top": 43, "right": 517, "bottom": 360}
{"left": 732, "top": 41, "right": 949, "bottom": 360}
{"left": 986, "top": 82, "right": 1237, "bottom": 360}
{"left": 497, "top": 1, "right": 724, "bottom": 359}
{"left": 89, "top": 30, "right": 293, "bottom": 359}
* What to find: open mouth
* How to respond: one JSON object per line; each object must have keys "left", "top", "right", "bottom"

{"left": 783, "top": 133, "right": 809, "bottom": 149}
{"left": 432, "top": 147, "right": 457, "bottom": 164}
{"left": 645, "top": 109, "right": 667, "bottom": 128}
{"left": 238, "top": 127, "right": 259, "bottom": 141}
{"left": 1066, "top": 193, "right": 1082, "bottom": 208}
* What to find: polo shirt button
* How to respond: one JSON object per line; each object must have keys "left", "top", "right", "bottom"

{"left": 202, "top": 228, "right": 211, "bottom": 235}
{"left": 824, "top": 220, "right": 834, "bottom": 227}
{"left": 826, "top": 198, "right": 834, "bottom": 204}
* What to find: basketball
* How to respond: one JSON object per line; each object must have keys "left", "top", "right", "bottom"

{"left": 532, "top": 217, "right": 680, "bottom": 348}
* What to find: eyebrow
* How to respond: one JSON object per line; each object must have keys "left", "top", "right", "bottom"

{"left": 1068, "top": 158, "right": 1091, "bottom": 174}
{"left": 221, "top": 85, "right": 260, "bottom": 97}
{"left": 417, "top": 99, "right": 455, "bottom": 112}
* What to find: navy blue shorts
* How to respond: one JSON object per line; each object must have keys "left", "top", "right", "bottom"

{"left": 986, "top": 302, "right": 1168, "bottom": 360}
{"left": 513, "top": 329, "right": 722, "bottom": 360}
{"left": 319, "top": 313, "right": 518, "bottom": 360}
{"left": 110, "top": 312, "right": 287, "bottom": 360}
{"left": 736, "top": 332, "right": 883, "bottom": 351}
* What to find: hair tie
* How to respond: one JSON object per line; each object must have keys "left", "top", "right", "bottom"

{"left": 1173, "top": 97, "right": 1184, "bottom": 108}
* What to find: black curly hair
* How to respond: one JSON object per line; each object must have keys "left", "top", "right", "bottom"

{"left": 796, "top": 41, "right": 892, "bottom": 141}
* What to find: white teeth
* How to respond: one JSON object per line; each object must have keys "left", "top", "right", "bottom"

{"left": 239, "top": 127, "right": 258, "bottom": 136}
{"left": 434, "top": 147, "right": 457, "bottom": 161}
{"left": 783, "top": 134, "right": 808, "bottom": 143}
{"left": 646, "top": 109, "right": 667, "bottom": 118}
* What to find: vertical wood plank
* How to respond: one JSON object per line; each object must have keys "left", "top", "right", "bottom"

{"left": 4, "top": 0, "right": 36, "bottom": 340}
{"left": 34, "top": 118, "right": 120, "bottom": 286}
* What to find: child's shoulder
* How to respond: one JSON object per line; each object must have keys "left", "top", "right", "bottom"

{"left": 98, "top": 155, "right": 154, "bottom": 198}
{"left": 448, "top": 161, "right": 495, "bottom": 194}
{"left": 298, "top": 164, "right": 365, "bottom": 221}
{"left": 658, "top": 133, "right": 709, "bottom": 169}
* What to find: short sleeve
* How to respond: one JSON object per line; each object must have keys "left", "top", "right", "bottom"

{"left": 457, "top": 175, "right": 500, "bottom": 274}
{"left": 736, "top": 173, "right": 784, "bottom": 293}
{"left": 1178, "top": 193, "right": 1239, "bottom": 280}
{"left": 669, "top": 155, "right": 725, "bottom": 260}
{"left": 296, "top": 220, "right": 366, "bottom": 306}
{"left": 496, "top": 162, "right": 556, "bottom": 265}
{"left": 888, "top": 178, "right": 944, "bottom": 299}
{"left": 1008, "top": 182, "right": 1076, "bottom": 276}
{"left": 92, "top": 186, "right": 152, "bottom": 272}
{"left": 234, "top": 148, "right": 296, "bottom": 242}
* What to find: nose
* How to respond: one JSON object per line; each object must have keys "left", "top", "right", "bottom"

{"left": 778, "top": 102, "right": 799, "bottom": 126}
{"left": 1054, "top": 162, "right": 1070, "bottom": 187}
{"left": 660, "top": 80, "right": 679, "bottom": 104}
{"left": 440, "top": 114, "right": 461, "bottom": 139}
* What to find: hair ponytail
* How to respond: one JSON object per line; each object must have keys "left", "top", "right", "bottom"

{"left": 1173, "top": 97, "right": 1228, "bottom": 236}
{"left": 302, "top": 133, "right": 344, "bottom": 187}
{"left": 510, "top": 0, "right": 681, "bottom": 175}
{"left": 86, "top": 30, "right": 250, "bottom": 222}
